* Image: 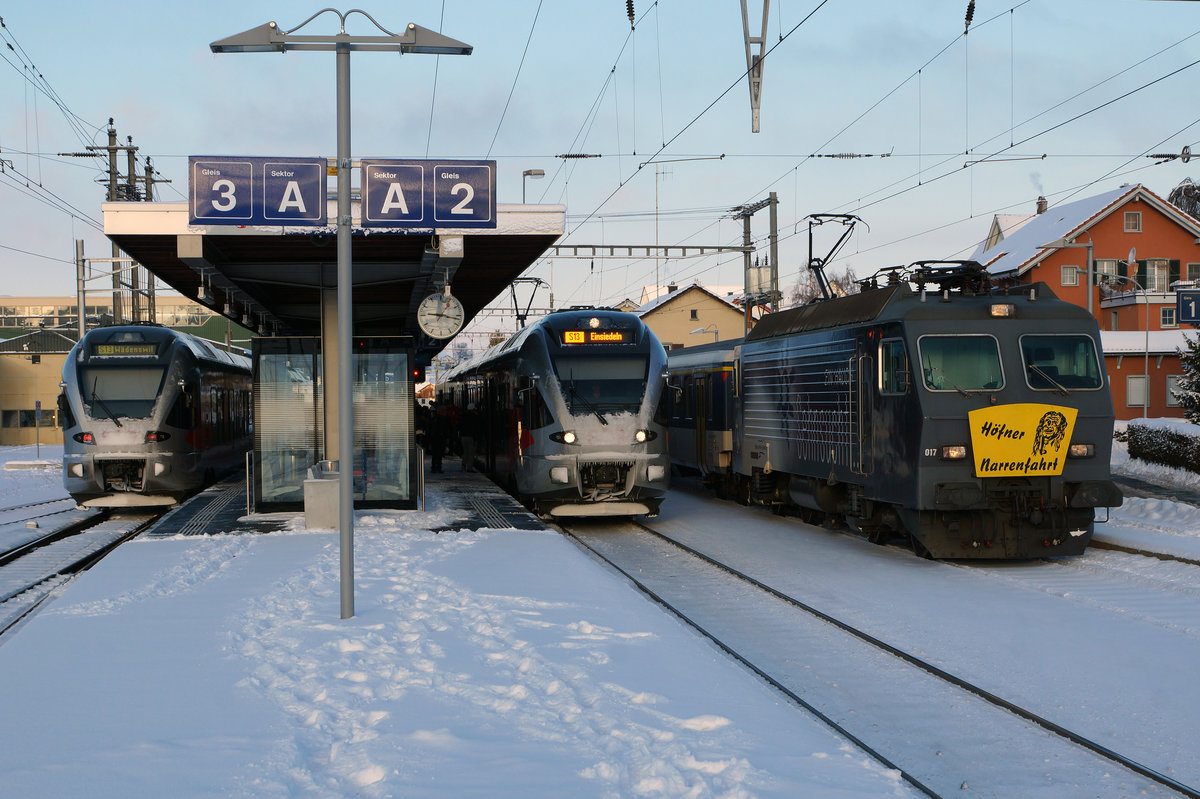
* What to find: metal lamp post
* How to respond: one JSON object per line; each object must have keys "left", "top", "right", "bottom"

{"left": 1040, "top": 235, "right": 1094, "bottom": 314}
{"left": 212, "top": 10, "right": 471, "bottom": 619}
{"left": 1104, "top": 271, "right": 1150, "bottom": 418}
{"left": 522, "top": 169, "right": 544, "bottom": 203}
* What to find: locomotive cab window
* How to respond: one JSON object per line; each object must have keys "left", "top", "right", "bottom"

{"left": 554, "top": 356, "right": 648, "bottom": 414}
{"left": 78, "top": 366, "right": 166, "bottom": 418}
{"left": 1020, "top": 334, "right": 1103, "bottom": 391}
{"left": 879, "top": 339, "right": 909, "bottom": 394}
{"left": 917, "top": 335, "right": 1002, "bottom": 392}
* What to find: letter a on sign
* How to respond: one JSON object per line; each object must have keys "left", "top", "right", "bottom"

{"left": 381, "top": 183, "right": 410, "bottom": 214}
{"left": 278, "top": 181, "right": 308, "bottom": 213}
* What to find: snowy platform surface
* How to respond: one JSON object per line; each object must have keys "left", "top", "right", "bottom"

{"left": 0, "top": 456, "right": 913, "bottom": 799}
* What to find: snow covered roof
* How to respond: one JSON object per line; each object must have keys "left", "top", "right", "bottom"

{"left": 977, "top": 184, "right": 1200, "bottom": 279}
{"left": 976, "top": 186, "right": 1134, "bottom": 277}
{"left": 1100, "top": 329, "right": 1196, "bottom": 355}
{"left": 635, "top": 283, "right": 742, "bottom": 316}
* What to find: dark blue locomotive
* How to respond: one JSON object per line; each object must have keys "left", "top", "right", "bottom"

{"left": 60, "top": 325, "right": 253, "bottom": 507}
{"left": 667, "top": 262, "right": 1122, "bottom": 558}
{"left": 439, "top": 308, "right": 670, "bottom": 517}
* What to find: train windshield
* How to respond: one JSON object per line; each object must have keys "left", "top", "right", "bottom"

{"left": 554, "top": 356, "right": 649, "bottom": 415}
{"left": 79, "top": 367, "right": 165, "bottom": 419}
{"left": 1020, "top": 335, "right": 1103, "bottom": 391}
{"left": 918, "top": 335, "right": 1003, "bottom": 392}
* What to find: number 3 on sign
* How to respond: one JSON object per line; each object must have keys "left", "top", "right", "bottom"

{"left": 211, "top": 179, "right": 237, "bottom": 212}
{"left": 450, "top": 182, "right": 474, "bottom": 215}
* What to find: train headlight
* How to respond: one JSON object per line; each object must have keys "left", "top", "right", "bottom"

{"left": 990, "top": 303, "right": 1016, "bottom": 318}
{"left": 940, "top": 445, "right": 968, "bottom": 460}
{"left": 633, "top": 429, "right": 657, "bottom": 443}
{"left": 550, "top": 430, "right": 578, "bottom": 445}
{"left": 73, "top": 432, "right": 95, "bottom": 445}
{"left": 1068, "top": 443, "right": 1095, "bottom": 458}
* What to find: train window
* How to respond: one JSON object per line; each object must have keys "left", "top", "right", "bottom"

{"left": 78, "top": 366, "right": 166, "bottom": 419}
{"left": 918, "top": 335, "right": 1002, "bottom": 392}
{"left": 1020, "top": 335, "right": 1103, "bottom": 390}
{"left": 553, "top": 356, "right": 649, "bottom": 414}
{"left": 879, "top": 339, "right": 909, "bottom": 394}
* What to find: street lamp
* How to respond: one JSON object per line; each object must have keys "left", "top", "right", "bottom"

{"left": 1040, "top": 234, "right": 1094, "bottom": 315}
{"left": 690, "top": 324, "right": 719, "bottom": 343}
{"left": 1102, "top": 271, "right": 1150, "bottom": 418}
{"left": 522, "top": 168, "right": 544, "bottom": 203}
{"left": 212, "top": 10, "right": 471, "bottom": 619}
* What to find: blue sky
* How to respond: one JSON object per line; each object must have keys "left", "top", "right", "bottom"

{"left": 2, "top": 0, "right": 1199, "bottom": 324}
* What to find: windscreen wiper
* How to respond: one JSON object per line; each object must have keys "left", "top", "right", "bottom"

{"left": 90, "top": 377, "right": 122, "bottom": 427}
{"left": 568, "top": 376, "right": 608, "bottom": 425}
{"left": 1028, "top": 364, "right": 1071, "bottom": 397}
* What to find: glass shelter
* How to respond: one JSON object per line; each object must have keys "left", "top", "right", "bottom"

{"left": 253, "top": 336, "right": 417, "bottom": 512}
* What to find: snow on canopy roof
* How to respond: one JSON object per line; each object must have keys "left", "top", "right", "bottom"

{"left": 976, "top": 185, "right": 1134, "bottom": 277}
{"left": 1100, "top": 329, "right": 1195, "bottom": 355}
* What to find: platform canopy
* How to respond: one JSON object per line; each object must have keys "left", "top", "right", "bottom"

{"left": 103, "top": 200, "right": 564, "bottom": 365}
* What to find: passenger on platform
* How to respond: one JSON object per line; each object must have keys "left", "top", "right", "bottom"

{"left": 427, "top": 404, "right": 448, "bottom": 473}
{"left": 459, "top": 403, "right": 481, "bottom": 472}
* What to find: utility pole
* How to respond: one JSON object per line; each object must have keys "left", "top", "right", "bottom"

{"left": 60, "top": 119, "right": 169, "bottom": 327}
{"left": 729, "top": 193, "right": 780, "bottom": 331}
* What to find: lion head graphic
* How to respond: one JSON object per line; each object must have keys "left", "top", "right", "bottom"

{"left": 1031, "top": 411, "right": 1068, "bottom": 456}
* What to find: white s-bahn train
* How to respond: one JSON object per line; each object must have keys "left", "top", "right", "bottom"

{"left": 59, "top": 325, "right": 253, "bottom": 507}
{"left": 439, "top": 308, "right": 670, "bottom": 517}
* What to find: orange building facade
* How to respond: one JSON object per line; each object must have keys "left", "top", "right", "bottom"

{"left": 975, "top": 184, "right": 1200, "bottom": 420}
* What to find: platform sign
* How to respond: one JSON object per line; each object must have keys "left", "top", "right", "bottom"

{"left": 189, "top": 156, "right": 327, "bottom": 226}
{"left": 361, "top": 159, "right": 495, "bottom": 228}
{"left": 1178, "top": 289, "right": 1200, "bottom": 325}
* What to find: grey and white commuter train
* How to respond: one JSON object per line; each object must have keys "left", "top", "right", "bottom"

{"left": 439, "top": 308, "right": 670, "bottom": 517}
{"left": 60, "top": 325, "right": 253, "bottom": 507}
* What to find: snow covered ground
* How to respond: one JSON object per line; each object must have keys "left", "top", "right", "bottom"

{"left": 0, "top": 436, "right": 1198, "bottom": 797}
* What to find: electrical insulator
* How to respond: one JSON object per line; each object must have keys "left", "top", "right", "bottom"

{"left": 964, "top": 0, "right": 975, "bottom": 33}
{"left": 626, "top": 0, "right": 635, "bottom": 28}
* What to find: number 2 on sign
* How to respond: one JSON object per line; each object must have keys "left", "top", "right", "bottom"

{"left": 450, "top": 182, "right": 474, "bottom": 215}
{"left": 211, "top": 179, "right": 237, "bottom": 212}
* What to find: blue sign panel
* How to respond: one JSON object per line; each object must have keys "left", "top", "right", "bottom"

{"left": 361, "top": 159, "right": 496, "bottom": 229}
{"left": 1178, "top": 289, "right": 1200, "bottom": 325}
{"left": 189, "top": 156, "right": 327, "bottom": 226}
{"left": 362, "top": 163, "right": 426, "bottom": 225}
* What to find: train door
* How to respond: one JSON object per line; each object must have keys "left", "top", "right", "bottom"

{"left": 854, "top": 339, "right": 874, "bottom": 477}
{"left": 694, "top": 375, "right": 708, "bottom": 473}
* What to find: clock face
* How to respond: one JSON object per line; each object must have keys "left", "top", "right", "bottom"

{"left": 417, "top": 292, "right": 465, "bottom": 339}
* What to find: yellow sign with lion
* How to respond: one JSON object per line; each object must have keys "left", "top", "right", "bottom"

{"left": 967, "top": 403, "right": 1077, "bottom": 477}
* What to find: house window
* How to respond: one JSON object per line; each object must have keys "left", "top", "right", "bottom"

{"left": 1162, "top": 306, "right": 1177, "bottom": 328}
{"left": 1166, "top": 375, "right": 1183, "bottom": 407}
{"left": 1188, "top": 263, "right": 1200, "bottom": 284}
{"left": 1060, "top": 265, "right": 1079, "bottom": 286}
{"left": 1095, "top": 259, "right": 1117, "bottom": 284}
{"left": 1147, "top": 259, "right": 1170, "bottom": 292}
{"left": 689, "top": 309, "right": 698, "bottom": 321}
{"left": 1110, "top": 310, "right": 1119, "bottom": 331}
{"left": 1127, "top": 375, "right": 1148, "bottom": 408}
{"left": 1124, "top": 211, "right": 1141, "bottom": 232}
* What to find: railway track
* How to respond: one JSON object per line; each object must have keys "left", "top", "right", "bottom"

{"left": 558, "top": 517, "right": 1199, "bottom": 799}
{"left": 0, "top": 510, "right": 163, "bottom": 637}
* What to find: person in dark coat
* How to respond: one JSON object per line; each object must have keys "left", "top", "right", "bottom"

{"left": 427, "top": 404, "right": 448, "bottom": 473}
{"left": 458, "top": 403, "right": 482, "bottom": 472}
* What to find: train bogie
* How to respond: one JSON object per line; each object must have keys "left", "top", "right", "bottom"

{"left": 668, "top": 262, "right": 1122, "bottom": 559}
